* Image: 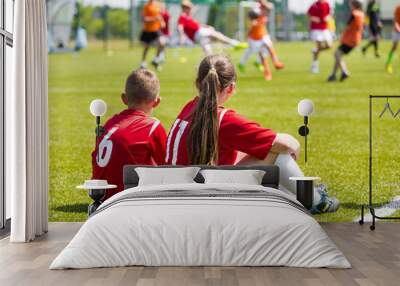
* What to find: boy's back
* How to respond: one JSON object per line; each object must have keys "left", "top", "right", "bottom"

{"left": 92, "top": 69, "right": 166, "bottom": 200}
{"left": 92, "top": 110, "right": 166, "bottom": 199}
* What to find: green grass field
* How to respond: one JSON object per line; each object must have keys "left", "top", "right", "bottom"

{"left": 49, "top": 40, "right": 400, "bottom": 222}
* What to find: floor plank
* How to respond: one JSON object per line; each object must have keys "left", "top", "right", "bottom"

{"left": 0, "top": 222, "right": 399, "bottom": 286}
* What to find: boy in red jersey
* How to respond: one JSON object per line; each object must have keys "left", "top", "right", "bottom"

{"left": 92, "top": 69, "right": 167, "bottom": 201}
{"left": 308, "top": 0, "right": 332, "bottom": 74}
{"left": 157, "top": 2, "right": 170, "bottom": 65}
{"left": 178, "top": 0, "right": 247, "bottom": 55}
{"left": 166, "top": 54, "right": 339, "bottom": 214}
{"left": 328, "top": 0, "right": 364, "bottom": 82}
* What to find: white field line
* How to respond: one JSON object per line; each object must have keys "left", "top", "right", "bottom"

{"left": 353, "top": 195, "right": 400, "bottom": 223}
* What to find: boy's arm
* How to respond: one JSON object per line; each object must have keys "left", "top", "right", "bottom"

{"left": 149, "top": 123, "right": 167, "bottom": 165}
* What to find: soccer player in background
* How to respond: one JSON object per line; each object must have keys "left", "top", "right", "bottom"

{"left": 140, "top": 0, "right": 165, "bottom": 70}
{"left": 238, "top": 0, "right": 284, "bottom": 81}
{"left": 178, "top": 0, "right": 247, "bottom": 55}
{"left": 156, "top": 2, "right": 170, "bottom": 66}
{"left": 328, "top": 0, "right": 364, "bottom": 82}
{"left": 92, "top": 69, "right": 167, "bottom": 201}
{"left": 166, "top": 54, "right": 340, "bottom": 214}
{"left": 362, "top": 0, "right": 382, "bottom": 58}
{"left": 308, "top": 0, "right": 332, "bottom": 74}
{"left": 386, "top": 5, "right": 400, "bottom": 74}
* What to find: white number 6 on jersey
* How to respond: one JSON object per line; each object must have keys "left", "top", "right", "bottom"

{"left": 97, "top": 127, "right": 118, "bottom": 167}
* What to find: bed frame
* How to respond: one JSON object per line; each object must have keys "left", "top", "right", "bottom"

{"left": 123, "top": 165, "right": 280, "bottom": 190}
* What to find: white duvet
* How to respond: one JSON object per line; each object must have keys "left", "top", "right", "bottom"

{"left": 50, "top": 183, "right": 351, "bottom": 269}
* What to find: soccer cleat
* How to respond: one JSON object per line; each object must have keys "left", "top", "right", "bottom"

{"left": 151, "top": 60, "right": 163, "bottom": 72}
{"left": 340, "top": 72, "right": 349, "bottom": 82}
{"left": 274, "top": 61, "right": 285, "bottom": 70}
{"left": 140, "top": 62, "right": 147, "bottom": 69}
{"left": 253, "top": 62, "right": 264, "bottom": 72}
{"left": 234, "top": 42, "right": 249, "bottom": 50}
{"left": 386, "top": 64, "right": 393, "bottom": 74}
{"left": 361, "top": 46, "right": 367, "bottom": 56}
{"left": 327, "top": 74, "right": 337, "bottom": 82}
{"left": 237, "top": 63, "right": 246, "bottom": 73}
{"left": 310, "top": 184, "right": 340, "bottom": 214}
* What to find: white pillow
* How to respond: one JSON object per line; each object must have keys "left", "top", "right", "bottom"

{"left": 135, "top": 167, "right": 201, "bottom": 186}
{"left": 200, "top": 169, "right": 266, "bottom": 185}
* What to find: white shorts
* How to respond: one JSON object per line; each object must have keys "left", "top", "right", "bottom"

{"left": 310, "top": 29, "right": 333, "bottom": 44}
{"left": 194, "top": 27, "right": 212, "bottom": 45}
{"left": 248, "top": 35, "right": 273, "bottom": 53}
{"left": 393, "top": 31, "right": 400, "bottom": 42}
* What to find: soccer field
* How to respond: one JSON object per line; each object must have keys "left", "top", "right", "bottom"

{"left": 49, "top": 40, "right": 400, "bottom": 222}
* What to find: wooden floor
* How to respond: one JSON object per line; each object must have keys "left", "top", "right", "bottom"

{"left": 0, "top": 222, "right": 399, "bottom": 286}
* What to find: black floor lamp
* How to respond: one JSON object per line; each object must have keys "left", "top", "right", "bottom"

{"left": 297, "top": 99, "right": 314, "bottom": 163}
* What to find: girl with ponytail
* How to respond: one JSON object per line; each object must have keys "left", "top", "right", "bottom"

{"left": 166, "top": 54, "right": 339, "bottom": 214}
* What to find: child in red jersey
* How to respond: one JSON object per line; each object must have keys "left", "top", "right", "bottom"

{"left": 156, "top": 1, "right": 170, "bottom": 65}
{"left": 328, "top": 0, "right": 364, "bottom": 82}
{"left": 178, "top": 0, "right": 247, "bottom": 55}
{"left": 92, "top": 69, "right": 167, "bottom": 201}
{"left": 166, "top": 54, "right": 339, "bottom": 214}
{"left": 308, "top": 0, "right": 333, "bottom": 73}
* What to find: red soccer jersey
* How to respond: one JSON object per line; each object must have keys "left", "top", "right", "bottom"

{"left": 161, "top": 10, "right": 170, "bottom": 36}
{"left": 178, "top": 12, "right": 200, "bottom": 41}
{"left": 166, "top": 97, "right": 277, "bottom": 166}
{"left": 92, "top": 109, "right": 167, "bottom": 200}
{"left": 308, "top": 1, "right": 330, "bottom": 30}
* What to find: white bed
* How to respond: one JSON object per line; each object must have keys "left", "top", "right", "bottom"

{"left": 50, "top": 181, "right": 351, "bottom": 269}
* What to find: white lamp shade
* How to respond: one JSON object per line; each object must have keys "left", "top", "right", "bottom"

{"left": 90, "top": 99, "right": 107, "bottom": 117}
{"left": 298, "top": 99, "right": 314, "bottom": 116}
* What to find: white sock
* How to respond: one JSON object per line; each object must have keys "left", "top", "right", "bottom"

{"left": 274, "top": 154, "right": 321, "bottom": 207}
{"left": 140, "top": 61, "right": 147, "bottom": 68}
{"left": 230, "top": 39, "right": 239, "bottom": 46}
{"left": 240, "top": 48, "right": 252, "bottom": 65}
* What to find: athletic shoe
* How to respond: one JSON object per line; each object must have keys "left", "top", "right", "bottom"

{"left": 310, "top": 184, "right": 340, "bottom": 214}
{"left": 237, "top": 63, "right": 246, "bottom": 73}
{"left": 375, "top": 52, "right": 381, "bottom": 58}
{"left": 311, "top": 62, "right": 319, "bottom": 74}
{"left": 327, "top": 74, "right": 337, "bottom": 82}
{"left": 140, "top": 62, "right": 147, "bottom": 69}
{"left": 151, "top": 60, "right": 162, "bottom": 72}
{"left": 253, "top": 62, "right": 264, "bottom": 72}
{"left": 274, "top": 61, "right": 285, "bottom": 70}
{"left": 234, "top": 42, "right": 249, "bottom": 50}
{"left": 361, "top": 46, "right": 367, "bottom": 56}
{"left": 340, "top": 72, "right": 349, "bottom": 82}
{"left": 386, "top": 64, "right": 393, "bottom": 74}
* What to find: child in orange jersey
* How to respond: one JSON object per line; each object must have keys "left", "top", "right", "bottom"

{"left": 238, "top": 0, "right": 284, "bottom": 81}
{"left": 327, "top": 0, "right": 364, "bottom": 82}
{"left": 140, "top": 0, "right": 165, "bottom": 70}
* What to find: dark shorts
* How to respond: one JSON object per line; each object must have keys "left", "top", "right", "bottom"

{"left": 338, "top": 44, "right": 354, "bottom": 55}
{"left": 140, "top": 31, "right": 160, "bottom": 44}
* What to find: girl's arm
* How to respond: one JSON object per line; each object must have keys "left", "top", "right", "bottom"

{"left": 270, "top": 133, "right": 300, "bottom": 161}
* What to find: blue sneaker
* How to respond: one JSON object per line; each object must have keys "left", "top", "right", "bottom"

{"left": 310, "top": 184, "right": 340, "bottom": 214}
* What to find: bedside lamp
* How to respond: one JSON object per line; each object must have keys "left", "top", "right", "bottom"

{"left": 90, "top": 99, "right": 107, "bottom": 163}
{"left": 298, "top": 99, "right": 314, "bottom": 163}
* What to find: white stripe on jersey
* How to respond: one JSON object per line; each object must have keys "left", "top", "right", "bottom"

{"left": 172, "top": 120, "right": 188, "bottom": 165}
{"left": 149, "top": 120, "right": 160, "bottom": 136}
{"left": 219, "top": 109, "right": 228, "bottom": 125}
{"left": 165, "top": 119, "right": 181, "bottom": 162}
